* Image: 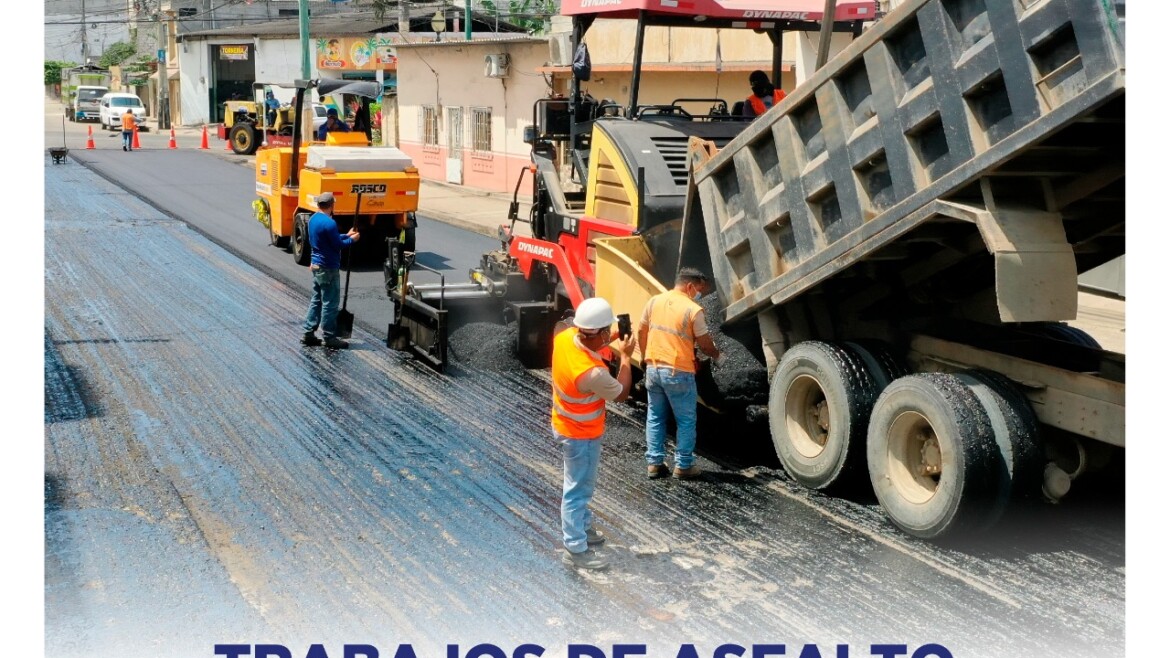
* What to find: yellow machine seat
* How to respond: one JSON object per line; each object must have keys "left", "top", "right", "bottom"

{"left": 322, "top": 132, "right": 370, "bottom": 146}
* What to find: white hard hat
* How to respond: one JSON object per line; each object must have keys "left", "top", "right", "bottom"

{"left": 573, "top": 297, "right": 617, "bottom": 331}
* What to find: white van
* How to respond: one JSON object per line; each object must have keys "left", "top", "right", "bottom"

{"left": 99, "top": 93, "right": 148, "bottom": 132}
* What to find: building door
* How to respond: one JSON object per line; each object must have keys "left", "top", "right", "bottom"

{"left": 446, "top": 106, "right": 463, "bottom": 185}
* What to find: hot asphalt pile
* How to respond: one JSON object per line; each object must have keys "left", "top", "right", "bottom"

{"left": 696, "top": 292, "right": 769, "bottom": 410}
{"left": 448, "top": 321, "right": 526, "bottom": 373}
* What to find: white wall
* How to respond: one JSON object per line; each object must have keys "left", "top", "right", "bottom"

{"left": 254, "top": 37, "right": 315, "bottom": 105}
{"left": 177, "top": 42, "right": 211, "bottom": 125}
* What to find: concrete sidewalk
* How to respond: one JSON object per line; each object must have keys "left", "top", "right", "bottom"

{"left": 417, "top": 179, "right": 532, "bottom": 240}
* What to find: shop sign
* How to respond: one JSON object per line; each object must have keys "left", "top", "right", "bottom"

{"left": 316, "top": 36, "right": 398, "bottom": 71}
{"left": 219, "top": 45, "right": 250, "bottom": 61}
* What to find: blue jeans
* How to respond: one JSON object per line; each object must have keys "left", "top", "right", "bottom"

{"left": 645, "top": 365, "right": 698, "bottom": 469}
{"left": 559, "top": 432, "right": 602, "bottom": 553}
{"left": 303, "top": 267, "right": 341, "bottom": 338}
{"left": 122, "top": 130, "right": 133, "bottom": 150}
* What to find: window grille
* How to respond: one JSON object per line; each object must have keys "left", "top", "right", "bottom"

{"left": 470, "top": 107, "right": 492, "bottom": 156}
{"left": 421, "top": 105, "right": 439, "bottom": 149}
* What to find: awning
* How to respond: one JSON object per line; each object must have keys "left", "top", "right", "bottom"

{"left": 560, "top": 0, "right": 876, "bottom": 24}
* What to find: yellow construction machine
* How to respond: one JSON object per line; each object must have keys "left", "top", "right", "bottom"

{"left": 252, "top": 79, "right": 419, "bottom": 266}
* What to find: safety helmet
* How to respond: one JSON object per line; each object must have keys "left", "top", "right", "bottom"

{"left": 573, "top": 297, "right": 617, "bottom": 331}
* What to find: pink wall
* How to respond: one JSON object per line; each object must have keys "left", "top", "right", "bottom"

{"left": 399, "top": 142, "right": 534, "bottom": 197}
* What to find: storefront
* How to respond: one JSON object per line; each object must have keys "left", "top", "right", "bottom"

{"left": 211, "top": 44, "right": 255, "bottom": 123}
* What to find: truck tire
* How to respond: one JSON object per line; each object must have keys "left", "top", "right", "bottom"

{"left": 844, "top": 340, "right": 906, "bottom": 390}
{"left": 1029, "top": 322, "right": 1102, "bottom": 349}
{"left": 229, "top": 123, "right": 258, "bottom": 155}
{"left": 867, "top": 373, "right": 1002, "bottom": 539}
{"left": 956, "top": 370, "right": 1045, "bottom": 508}
{"left": 292, "top": 213, "right": 311, "bottom": 266}
{"left": 768, "top": 341, "right": 881, "bottom": 490}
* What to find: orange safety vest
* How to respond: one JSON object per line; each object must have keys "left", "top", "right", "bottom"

{"left": 642, "top": 289, "right": 703, "bottom": 373}
{"left": 121, "top": 113, "right": 137, "bottom": 131}
{"left": 551, "top": 327, "right": 608, "bottom": 439}
{"left": 747, "top": 89, "right": 786, "bottom": 117}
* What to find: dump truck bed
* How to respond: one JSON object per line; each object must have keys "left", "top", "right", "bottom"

{"left": 689, "top": 0, "right": 1125, "bottom": 326}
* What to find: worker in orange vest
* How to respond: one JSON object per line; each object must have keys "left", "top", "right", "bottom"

{"left": 741, "top": 69, "right": 786, "bottom": 119}
{"left": 551, "top": 297, "right": 635, "bottom": 571}
{"left": 638, "top": 267, "right": 722, "bottom": 480}
{"left": 120, "top": 109, "right": 138, "bottom": 151}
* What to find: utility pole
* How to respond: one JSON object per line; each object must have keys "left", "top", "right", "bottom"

{"left": 158, "top": 9, "right": 170, "bottom": 130}
{"left": 464, "top": 0, "right": 471, "bottom": 40}
{"left": 81, "top": 0, "right": 89, "bottom": 63}
{"left": 399, "top": 0, "right": 410, "bottom": 41}
{"left": 299, "top": 0, "right": 310, "bottom": 79}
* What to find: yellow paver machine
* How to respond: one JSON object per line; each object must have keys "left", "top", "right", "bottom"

{"left": 252, "top": 79, "right": 419, "bottom": 265}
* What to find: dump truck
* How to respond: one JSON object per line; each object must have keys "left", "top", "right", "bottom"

{"left": 63, "top": 65, "right": 111, "bottom": 122}
{"left": 253, "top": 79, "right": 419, "bottom": 266}
{"left": 389, "top": 0, "right": 1126, "bottom": 539}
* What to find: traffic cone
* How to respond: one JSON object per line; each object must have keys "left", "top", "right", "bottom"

{"left": 85, "top": 125, "right": 95, "bottom": 150}
{"left": 199, "top": 125, "right": 210, "bottom": 150}
{"left": 168, "top": 127, "right": 178, "bottom": 149}
{"left": 224, "top": 130, "right": 233, "bottom": 152}
{"left": 132, "top": 126, "right": 141, "bottom": 150}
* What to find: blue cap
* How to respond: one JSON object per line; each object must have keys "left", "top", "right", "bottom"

{"left": 327, "top": 108, "right": 338, "bottom": 117}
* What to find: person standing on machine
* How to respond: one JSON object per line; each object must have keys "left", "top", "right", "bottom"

{"left": 741, "top": 70, "right": 786, "bottom": 119}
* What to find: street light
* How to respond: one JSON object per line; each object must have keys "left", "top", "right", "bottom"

{"left": 431, "top": 10, "right": 446, "bottom": 42}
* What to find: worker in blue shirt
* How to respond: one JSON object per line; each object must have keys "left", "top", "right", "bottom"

{"left": 264, "top": 90, "right": 280, "bottom": 127}
{"left": 317, "top": 108, "right": 350, "bottom": 141}
{"left": 301, "top": 192, "right": 360, "bottom": 349}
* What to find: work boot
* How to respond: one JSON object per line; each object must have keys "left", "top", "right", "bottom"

{"left": 647, "top": 463, "right": 670, "bottom": 480}
{"left": 585, "top": 527, "right": 606, "bottom": 546}
{"left": 324, "top": 336, "right": 349, "bottom": 349}
{"left": 673, "top": 464, "right": 702, "bottom": 480}
{"left": 562, "top": 548, "right": 608, "bottom": 571}
{"left": 300, "top": 331, "right": 322, "bottom": 347}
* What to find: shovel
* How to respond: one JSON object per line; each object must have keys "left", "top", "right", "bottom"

{"left": 335, "top": 192, "right": 362, "bottom": 338}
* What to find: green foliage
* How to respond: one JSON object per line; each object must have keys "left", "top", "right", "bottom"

{"left": 122, "top": 55, "right": 155, "bottom": 88}
{"left": 45, "top": 61, "right": 75, "bottom": 86}
{"left": 99, "top": 42, "right": 138, "bottom": 68}
{"left": 480, "top": 0, "right": 556, "bottom": 33}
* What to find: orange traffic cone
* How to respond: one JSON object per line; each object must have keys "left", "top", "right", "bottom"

{"left": 132, "top": 126, "right": 142, "bottom": 150}
{"left": 224, "top": 130, "right": 233, "bottom": 152}
{"left": 85, "top": 125, "right": 95, "bottom": 150}
{"left": 168, "top": 127, "right": 178, "bottom": 149}
{"left": 199, "top": 125, "right": 210, "bottom": 150}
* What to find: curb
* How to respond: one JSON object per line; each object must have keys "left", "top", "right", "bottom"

{"left": 419, "top": 209, "right": 502, "bottom": 240}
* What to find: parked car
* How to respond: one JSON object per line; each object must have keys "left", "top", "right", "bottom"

{"left": 99, "top": 93, "right": 149, "bottom": 132}
{"left": 311, "top": 103, "right": 328, "bottom": 132}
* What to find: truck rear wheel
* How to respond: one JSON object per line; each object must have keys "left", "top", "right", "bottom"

{"left": 867, "top": 373, "right": 1002, "bottom": 539}
{"left": 229, "top": 123, "right": 258, "bottom": 155}
{"left": 955, "top": 370, "right": 1045, "bottom": 509}
{"left": 768, "top": 341, "right": 881, "bottom": 490}
{"left": 292, "top": 213, "right": 311, "bottom": 266}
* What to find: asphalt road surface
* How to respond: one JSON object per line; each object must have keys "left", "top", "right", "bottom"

{"left": 43, "top": 107, "right": 1125, "bottom": 658}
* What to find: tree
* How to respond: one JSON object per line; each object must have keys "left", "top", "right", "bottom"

{"left": 99, "top": 42, "right": 138, "bottom": 69}
{"left": 45, "top": 61, "right": 76, "bottom": 86}
{"left": 122, "top": 55, "right": 156, "bottom": 88}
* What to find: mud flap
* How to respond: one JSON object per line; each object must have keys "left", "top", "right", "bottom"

{"left": 509, "top": 301, "right": 556, "bottom": 369}
{"left": 388, "top": 297, "right": 448, "bottom": 373}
